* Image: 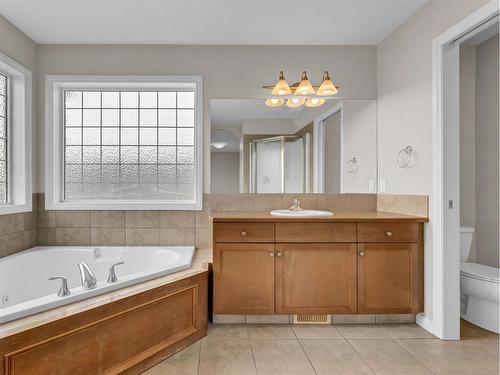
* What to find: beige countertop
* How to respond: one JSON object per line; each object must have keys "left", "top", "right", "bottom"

{"left": 0, "top": 248, "right": 213, "bottom": 339}
{"left": 210, "top": 210, "right": 429, "bottom": 222}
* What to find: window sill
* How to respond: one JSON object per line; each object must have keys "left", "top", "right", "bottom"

{"left": 45, "top": 200, "right": 202, "bottom": 211}
{"left": 0, "top": 203, "right": 32, "bottom": 215}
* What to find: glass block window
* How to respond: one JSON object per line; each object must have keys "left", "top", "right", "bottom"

{"left": 63, "top": 90, "right": 196, "bottom": 201}
{"left": 0, "top": 73, "right": 7, "bottom": 203}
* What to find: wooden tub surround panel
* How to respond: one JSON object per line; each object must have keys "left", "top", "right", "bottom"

{"left": 212, "top": 211, "right": 427, "bottom": 315}
{"left": 0, "top": 272, "right": 208, "bottom": 375}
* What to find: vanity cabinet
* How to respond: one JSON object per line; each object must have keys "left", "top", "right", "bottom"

{"left": 212, "top": 215, "right": 426, "bottom": 315}
{"left": 275, "top": 243, "right": 357, "bottom": 314}
{"left": 213, "top": 243, "right": 275, "bottom": 314}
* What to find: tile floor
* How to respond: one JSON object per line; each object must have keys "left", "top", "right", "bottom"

{"left": 143, "top": 320, "right": 499, "bottom": 375}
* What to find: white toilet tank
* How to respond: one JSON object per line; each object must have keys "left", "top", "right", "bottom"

{"left": 460, "top": 226, "right": 475, "bottom": 262}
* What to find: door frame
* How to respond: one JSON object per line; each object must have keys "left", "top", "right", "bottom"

{"left": 427, "top": 0, "right": 499, "bottom": 340}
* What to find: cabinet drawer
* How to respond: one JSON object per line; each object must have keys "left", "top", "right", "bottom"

{"left": 275, "top": 223, "right": 356, "bottom": 242}
{"left": 357, "top": 223, "right": 419, "bottom": 242}
{"left": 213, "top": 222, "right": 274, "bottom": 242}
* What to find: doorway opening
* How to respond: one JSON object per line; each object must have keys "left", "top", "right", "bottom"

{"left": 430, "top": 0, "right": 499, "bottom": 339}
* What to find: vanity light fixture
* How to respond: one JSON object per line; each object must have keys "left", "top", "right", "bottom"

{"left": 316, "top": 71, "right": 338, "bottom": 96}
{"left": 264, "top": 70, "right": 338, "bottom": 108}
{"left": 305, "top": 98, "right": 325, "bottom": 108}
{"left": 271, "top": 71, "right": 293, "bottom": 96}
{"left": 286, "top": 98, "right": 306, "bottom": 108}
{"left": 294, "top": 71, "right": 315, "bottom": 96}
{"left": 265, "top": 98, "right": 285, "bottom": 107}
{"left": 211, "top": 142, "right": 227, "bottom": 149}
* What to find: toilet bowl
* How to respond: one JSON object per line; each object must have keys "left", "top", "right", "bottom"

{"left": 460, "top": 226, "right": 500, "bottom": 333}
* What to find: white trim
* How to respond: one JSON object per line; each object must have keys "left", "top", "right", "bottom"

{"left": 0, "top": 51, "right": 32, "bottom": 215}
{"left": 430, "top": 0, "right": 499, "bottom": 339}
{"left": 313, "top": 103, "right": 342, "bottom": 193}
{"left": 45, "top": 75, "right": 203, "bottom": 211}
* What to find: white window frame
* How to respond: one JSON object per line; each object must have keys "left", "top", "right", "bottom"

{"left": 45, "top": 75, "right": 203, "bottom": 210}
{"left": 0, "top": 51, "right": 32, "bottom": 215}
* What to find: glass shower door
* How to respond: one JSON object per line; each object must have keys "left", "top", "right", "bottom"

{"left": 252, "top": 137, "right": 284, "bottom": 193}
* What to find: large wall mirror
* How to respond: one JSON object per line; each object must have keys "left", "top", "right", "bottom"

{"left": 210, "top": 99, "right": 377, "bottom": 193}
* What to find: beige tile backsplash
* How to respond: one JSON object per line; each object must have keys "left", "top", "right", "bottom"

{"left": 0, "top": 192, "right": 428, "bottom": 256}
{"left": 0, "top": 194, "right": 38, "bottom": 257}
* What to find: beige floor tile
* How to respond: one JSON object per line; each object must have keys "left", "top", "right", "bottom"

{"left": 143, "top": 341, "right": 200, "bottom": 375}
{"left": 199, "top": 338, "right": 256, "bottom": 375}
{"left": 208, "top": 324, "right": 249, "bottom": 339}
{"left": 251, "top": 339, "right": 316, "bottom": 375}
{"left": 349, "top": 339, "right": 432, "bottom": 374}
{"left": 456, "top": 338, "right": 499, "bottom": 374}
{"left": 300, "top": 339, "right": 373, "bottom": 374}
{"left": 380, "top": 324, "right": 436, "bottom": 339}
{"left": 337, "top": 324, "right": 392, "bottom": 339}
{"left": 399, "top": 338, "right": 493, "bottom": 374}
{"left": 292, "top": 325, "right": 344, "bottom": 340}
{"left": 247, "top": 324, "right": 296, "bottom": 339}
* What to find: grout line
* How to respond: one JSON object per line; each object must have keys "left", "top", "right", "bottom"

{"left": 393, "top": 338, "right": 441, "bottom": 375}
{"left": 248, "top": 334, "right": 260, "bottom": 375}
{"left": 291, "top": 325, "right": 318, "bottom": 375}
{"left": 196, "top": 339, "right": 202, "bottom": 375}
{"left": 336, "top": 327, "right": 378, "bottom": 375}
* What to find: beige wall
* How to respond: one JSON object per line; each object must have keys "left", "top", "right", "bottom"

{"left": 377, "top": 0, "right": 490, "bottom": 195}
{"left": 475, "top": 35, "right": 499, "bottom": 268}
{"left": 36, "top": 44, "right": 377, "bottom": 193}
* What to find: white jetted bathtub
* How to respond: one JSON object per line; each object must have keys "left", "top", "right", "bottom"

{"left": 0, "top": 246, "right": 195, "bottom": 324}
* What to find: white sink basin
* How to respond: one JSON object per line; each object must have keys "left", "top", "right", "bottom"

{"left": 270, "top": 209, "right": 334, "bottom": 217}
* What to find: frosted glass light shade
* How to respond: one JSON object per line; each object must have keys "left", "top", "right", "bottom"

{"left": 305, "top": 98, "right": 325, "bottom": 107}
{"left": 265, "top": 98, "right": 285, "bottom": 107}
{"left": 271, "top": 71, "right": 293, "bottom": 96}
{"left": 294, "top": 71, "right": 315, "bottom": 95}
{"left": 316, "top": 71, "right": 338, "bottom": 96}
{"left": 286, "top": 98, "right": 305, "bottom": 108}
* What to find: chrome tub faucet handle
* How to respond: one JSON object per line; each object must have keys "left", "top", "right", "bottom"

{"left": 107, "top": 262, "right": 125, "bottom": 283}
{"left": 48, "top": 276, "right": 71, "bottom": 297}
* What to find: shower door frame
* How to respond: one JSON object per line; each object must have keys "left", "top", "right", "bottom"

{"left": 249, "top": 135, "right": 308, "bottom": 194}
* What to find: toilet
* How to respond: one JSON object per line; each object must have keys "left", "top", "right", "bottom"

{"left": 460, "top": 226, "right": 500, "bottom": 333}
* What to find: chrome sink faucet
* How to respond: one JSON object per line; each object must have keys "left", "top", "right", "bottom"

{"left": 289, "top": 197, "right": 303, "bottom": 211}
{"left": 78, "top": 261, "right": 97, "bottom": 289}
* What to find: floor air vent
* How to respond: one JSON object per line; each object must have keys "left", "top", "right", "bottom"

{"left": 293, "top": 314, "right": 331, "bottom": 324}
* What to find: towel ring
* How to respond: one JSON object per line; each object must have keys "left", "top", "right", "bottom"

{"left": 396, "top": 146, "right": 414, "bottom": 168}
{"left": 345, "top": 157, "right": 358, "bottom": 174}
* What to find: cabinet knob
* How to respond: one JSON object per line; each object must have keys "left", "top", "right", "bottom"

{"left": 385, "top": 231, "right": 393, "bottom": 237}
{"left": 241, "top": 231, "right": 247, "bottom": 236}
{"left": 269, "top": 252, "right": 275, "bottom": 257}
{"left": 359, "top": 251, "right": 365, "bottom": 257}
{"left": 276, "top": 251, "right": 282, "bottom": 257}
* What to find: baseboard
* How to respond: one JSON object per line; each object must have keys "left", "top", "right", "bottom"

{"left": 416, "top": 313, "right": 441, "bottom": 338}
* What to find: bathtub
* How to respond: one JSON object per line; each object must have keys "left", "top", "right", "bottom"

{"left": 0, "top": 246, "right": 195, "bottom": 324}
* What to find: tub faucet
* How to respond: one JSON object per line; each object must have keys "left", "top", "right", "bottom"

{"left": 78, "top": 261, "right": 97, "bottom": 289}
{"left": 48, "top": 276, "right": 71, "bottom": 297}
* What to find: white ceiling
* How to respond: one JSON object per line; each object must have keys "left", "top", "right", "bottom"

{"left": 211, "top": 99, "right": 303, "bottom": 129}
{"left": 0, "top": 0, "right": 428, "bottom": 45}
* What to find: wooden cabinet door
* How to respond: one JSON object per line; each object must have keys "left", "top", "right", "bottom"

{"left": 214, "top": 243, "right": 275, "bottom": 314}
{"left": 358, "top": 243, "right": 419, "bottom": 313}
{"left": 275, "top": 243, "right": 357, "bottom": 314}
